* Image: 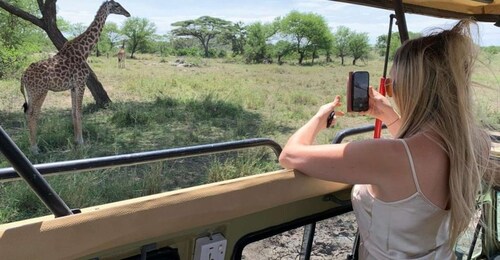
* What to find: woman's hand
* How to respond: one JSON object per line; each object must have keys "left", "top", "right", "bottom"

{"left": 316, "top": 95, "right": 344, "bottom": 128}
{"left": 361, "top": 86, "right": 398, "bottom": 122}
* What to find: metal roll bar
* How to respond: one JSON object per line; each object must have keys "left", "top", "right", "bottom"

{"left": 0, "top": 138, "right": 282, "bottom": 182}
{"left": 0, "top": 126, "right": 73, "bottom": 217}
{"left": 332, "top": 124, "right": 386, "bottom": 144}
{"left": 0, "top": 126, "right": 282, "bottom": 217}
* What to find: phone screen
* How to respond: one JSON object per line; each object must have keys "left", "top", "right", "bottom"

{"left": 352, "top": 71, "right": 369, "bottom": 111}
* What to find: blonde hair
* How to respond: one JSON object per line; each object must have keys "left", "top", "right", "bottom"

{"left": 391, "top": 19, "right": 496, "bottom": 245}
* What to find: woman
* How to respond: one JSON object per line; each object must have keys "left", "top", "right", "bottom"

{"left": 279, "top": 19, "right": 496, "bottom": 259}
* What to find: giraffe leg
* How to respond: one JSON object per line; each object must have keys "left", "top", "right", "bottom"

{"left": 25, "top": 90, "right": 48, "bottom": 154}
{"left": 71, "top": 86, "right": 85, "bottom": 147}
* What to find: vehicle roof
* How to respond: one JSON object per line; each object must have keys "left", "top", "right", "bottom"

{"left": 330, "top": 0, "right": 500, "bottom": 22}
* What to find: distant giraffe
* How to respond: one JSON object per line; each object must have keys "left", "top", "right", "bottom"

{"left": 20, "top": 0, "right": 130, "bottom": 154}
{"left": 117, "top": 45, "right": 126, "bottom": 68}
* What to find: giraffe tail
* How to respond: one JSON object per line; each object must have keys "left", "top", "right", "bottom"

{"left": 20, "top": 81, "right": 28, "bottom": 113}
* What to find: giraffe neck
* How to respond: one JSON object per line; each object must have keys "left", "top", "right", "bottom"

{"left": 61, "top": 3, "right": 110, "bottom": 59}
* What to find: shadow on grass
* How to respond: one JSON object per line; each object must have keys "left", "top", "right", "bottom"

{"left": 0, "top": 95, "right": 289, "bottom": 223}
{"left": 0, "top": 94, "right": 291, "bottom": 164}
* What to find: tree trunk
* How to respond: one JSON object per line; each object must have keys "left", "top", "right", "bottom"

{"left": 203, "top": 44, "right": 209, "bottom": 57}
{"left": 341, "top": 56, "right": 345, "bottom": 65}
{"left": 86, "top": 68, "right": 110, "bottom": 107}
{"left": 326, "top": 50, "right": 332, "bottom": 63}
{"left": 95, "top": 45, "right": 101, "bottom": 57}
{"left": 130, "top": 43, "right": 137, "bottom": 58}
{"left": 312, "top": 49, "right": 316, "bottom": 65}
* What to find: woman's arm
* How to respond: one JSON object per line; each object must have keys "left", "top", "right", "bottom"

{"left": 279, "top": 95, "right": 404, "bottom": 185}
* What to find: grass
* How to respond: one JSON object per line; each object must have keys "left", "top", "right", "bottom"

{"left": 0, "top": 53, "right": 498, "bottom": 223}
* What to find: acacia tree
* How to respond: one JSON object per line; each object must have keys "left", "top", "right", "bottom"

{"left": 348, "top": 32, "right": 370, "bottom": 65}
{"left": 333, "top": 26, "right": 352, "bottom": 66}
{"left": 171, "top": 16, "right": 232, "bottom": 58}
{"left": 279, "top": 11, "right": 331, "bottom": 65}
{"left": 0, "top": 0, "right": 111, "bottom": 107}
{"left": 121, "top": 17, "right": 156, "bottom": 58}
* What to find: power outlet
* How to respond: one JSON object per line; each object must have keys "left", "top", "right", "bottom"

{"left": 193, "top": 233, "right": 227, "bottom": 260}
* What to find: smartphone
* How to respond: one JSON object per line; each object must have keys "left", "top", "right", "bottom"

{"left": 347, "top": 71, "right": 369, "bottom": 112}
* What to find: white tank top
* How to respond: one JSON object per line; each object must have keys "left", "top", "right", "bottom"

{"left": 351, "top": 139, "right": 454, "bottom": 259}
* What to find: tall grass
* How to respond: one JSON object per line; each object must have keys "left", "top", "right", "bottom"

{"left": 0, "top": 53, "right": 498, "bottom": 223}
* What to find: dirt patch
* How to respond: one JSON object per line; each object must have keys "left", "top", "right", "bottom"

{"left": 242, "top": 212, "right": 358, "bottom": 259}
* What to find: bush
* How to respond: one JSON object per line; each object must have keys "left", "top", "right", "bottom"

{"left": 0, "top": 47, "right": 28, "bottom": 79}
{"left": 174, "top": 47, "right": 201, "bottom": 57}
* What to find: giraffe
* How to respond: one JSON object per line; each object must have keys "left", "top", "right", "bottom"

{"left": 20, "top": 0, "right": 130, "bottom": 154}
{"left": 117, "top": 45, "right": 126, "bottom": 68}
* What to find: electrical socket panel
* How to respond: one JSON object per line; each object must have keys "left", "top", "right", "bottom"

{"left": 193, "top": 233, "right": 227, "bottom": 260}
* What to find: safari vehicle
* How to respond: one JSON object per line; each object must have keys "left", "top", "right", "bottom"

{"left": 0, "top": 0, "right": 499, "bottom": 259}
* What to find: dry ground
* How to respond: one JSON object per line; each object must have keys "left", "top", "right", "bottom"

{"left": 243, "top": 212, "right": 357, "bottom": 260}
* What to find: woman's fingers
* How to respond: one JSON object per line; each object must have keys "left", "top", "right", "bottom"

{"left": 369, "top": 86, "right": 379, "bottom": 98}
{"left": 332, "top": 95, "right": 342, "bottom": 106}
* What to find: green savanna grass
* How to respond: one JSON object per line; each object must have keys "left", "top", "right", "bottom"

{"left": 0, "top": 52, "right": 498, "bottom": 223}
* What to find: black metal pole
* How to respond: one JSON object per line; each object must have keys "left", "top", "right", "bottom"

{"left": 383, "top": 14, "right": 396, "bottom": 78}
{"left": 299, "top": 223, "right": 316, "bottom": 260}
{"left": 393, "top": 0, "right": 410, "bottom": 43}
{"left": 0, "top": 126, "right": 73, "bottom": 217}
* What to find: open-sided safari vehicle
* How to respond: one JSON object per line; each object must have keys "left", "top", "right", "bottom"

{"left": 0, "top": 0, "right": 499, "bottom": 259}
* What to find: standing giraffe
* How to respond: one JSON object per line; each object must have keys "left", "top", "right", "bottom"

{"left": 21, "top": 0, "right": 130, "bottom": 153}
{"left": 117, "top": 45, "right": 126, "bottom": 68}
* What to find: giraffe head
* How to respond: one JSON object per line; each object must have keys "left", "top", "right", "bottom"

{"left": 105, "top": 0, "right": 131, "bottom": 17}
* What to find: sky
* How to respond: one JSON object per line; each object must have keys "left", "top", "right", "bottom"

{"left": 57, "top": 0, "right": 499, "bottom": 46}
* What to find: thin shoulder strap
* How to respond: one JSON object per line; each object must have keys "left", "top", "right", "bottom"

{"left": 400, "top": 139, "right": 423, "bottom": 193}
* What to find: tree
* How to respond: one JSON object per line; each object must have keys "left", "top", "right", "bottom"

{"left": 170, "top": 35, "right": 201, "bottom": 56}
{"left": 243, "top": 21, "right": 279, "bottom": 63}
{"left": 97, "top": 22, "right": 124, "bottom": 57}
{"left": 151, "top": 34, "right": 171, "bottom": 57}
{"left": 171, "top": 16, "right": 233, "bottom": 58}
{"left": 375, "top": 31, "right": 421, "bottom": 60}
{"left": 0, "top": 0, "right": 49, "bottom": 78}
{"left": 221, "top": 21, "right": 247, "bottom": 56}
{"left": 279, "top": 11, "right": 331, "bottom": 65}
{"left": 333, "top": 26, "right": 352, "bottom": 65}
{"left": 324, "top": 38, "right": 334, "bottom": 62}
{"left": 348, "top": 32, "right": 370, "bottom": 65}
{"left": 309, "top": 23, "right": 334, "bottom": 65}
{"left": 270, "top": 40, "right": 294, "bottom": 65}
{"left": 121, "top": 17, "right": 156, "bottom": 58}
{"left": 244, "top": 22, "right": 268, "bottom": 63}
{"left": 0, "top": 0, "right": 112, "bottom": 107}
{"left": 482, "top": 46, "right": 499, "bottom": 64}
